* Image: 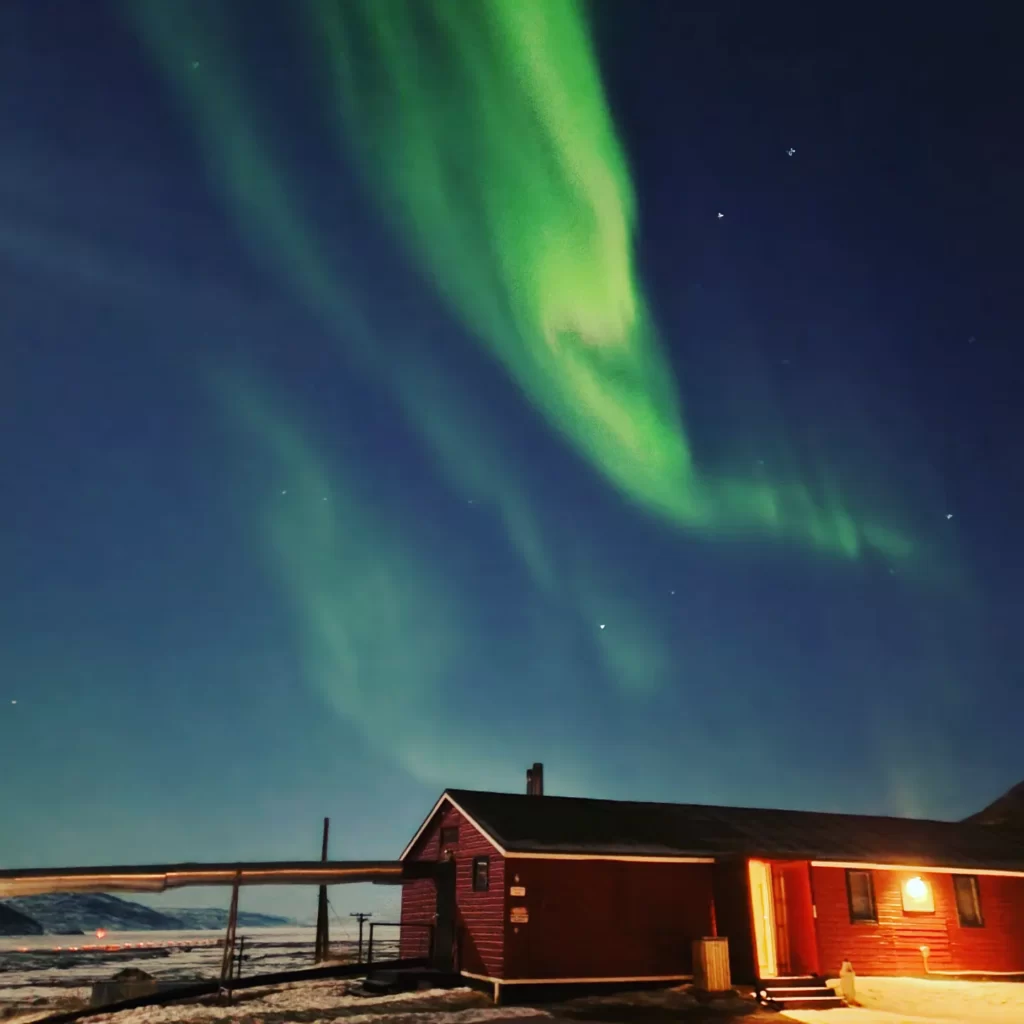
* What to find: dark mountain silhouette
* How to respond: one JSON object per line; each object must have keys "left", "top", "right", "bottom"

{"left": 0, "top": 902, "right": 44, "bottom": 936}
{"left": 963, "top": 779, "right": 1024, "bottom": 825}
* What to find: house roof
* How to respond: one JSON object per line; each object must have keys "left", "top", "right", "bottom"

{"left": 444, "top": 789, "right": 1024, "bottom": 871}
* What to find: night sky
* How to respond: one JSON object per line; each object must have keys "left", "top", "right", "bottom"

{"left": 2, "top": 2, "right": 1022, "bottom": 922}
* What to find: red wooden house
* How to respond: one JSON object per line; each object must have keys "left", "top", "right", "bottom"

{"left": 400, "top": 766, "right": 1024, "bottom": 999}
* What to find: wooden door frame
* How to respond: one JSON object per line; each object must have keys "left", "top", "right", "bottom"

{"left": 747, "top": 859, "right": 779, "bottom": 979}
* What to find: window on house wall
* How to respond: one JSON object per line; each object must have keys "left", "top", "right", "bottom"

{"left": 440, "top": 826, "right": 459, "bottom": 848}
{"left": 953, "top": 875, "right": 984, "bottom": 927}
{"left": 472, "top": 855, "right": 490, "bottom": 892}
{"left": 846, "top": 869, "right": 877, "bottom": 923}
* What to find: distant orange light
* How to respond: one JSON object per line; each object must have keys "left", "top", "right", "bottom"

{"left": 95, "top": 928, "right": 107, "bottom": 939}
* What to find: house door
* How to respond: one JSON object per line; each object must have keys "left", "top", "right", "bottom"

{"left": 432, "top": 859, "right": 456, "bottom": 971}
{"left": 773, "top": 862, "right": 819, "bottom": 977}
{"left": 748, "top": 859, "right": 778, "bottom": 979}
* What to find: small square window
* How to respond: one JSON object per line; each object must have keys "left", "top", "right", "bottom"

{"left": 472, "top": 856, "right": 490, "bottom": 892}
{"left": 440, "top": 826, "right": 459, "bottom": 848}
{"left": 953, "top": 875, "right": 984, "bottom": 927}
{"left": 847, "top": 869, "right": 877, "bottom": 923}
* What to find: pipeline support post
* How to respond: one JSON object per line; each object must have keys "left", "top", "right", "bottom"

{"left": 314, "top": 817, "right": 330, "bottom": 962}
{"left": 219, "top": 872, "right": 241, "bottom": 993}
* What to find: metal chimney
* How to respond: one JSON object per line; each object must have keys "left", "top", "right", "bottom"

{"left": 526, "top": 762, "right": 544, "bottom": 796}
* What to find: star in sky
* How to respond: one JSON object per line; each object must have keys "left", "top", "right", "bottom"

{"left": 717, "top": 212, "right": 725, "bottom": 219}
{"left": 787, "top": 147, "right": 796, "bottom": 156}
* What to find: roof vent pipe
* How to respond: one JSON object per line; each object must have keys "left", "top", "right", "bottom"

{"left": 526, "top": 763, "right": 544, "bottom": 796}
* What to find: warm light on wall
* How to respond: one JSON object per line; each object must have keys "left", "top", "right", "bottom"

{"left": 906, "top": 877, "right": 927, "bottom": 899}
{"left": 902, "top": 875, "right": 935, "bottom": 912}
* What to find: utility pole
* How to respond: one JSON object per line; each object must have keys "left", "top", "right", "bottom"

{"left": 314, "top": 817, "right": 330, "bottom": 962}
{"left": 350, "top": 911, "right": 372, "bottom": 963}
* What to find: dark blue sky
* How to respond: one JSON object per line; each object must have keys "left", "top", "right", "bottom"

{"left": 1, "top": 2, "right": 1021, "bottom": 920}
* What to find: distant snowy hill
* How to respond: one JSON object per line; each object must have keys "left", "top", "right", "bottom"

{"left": 6, "top": 894, "right": 182, "bottom": 933}
{"left": 155, "top": 907, "right": 294, "bottom": 929}
{"left": 0, "top": 893, "right": 295, "bottom": 934}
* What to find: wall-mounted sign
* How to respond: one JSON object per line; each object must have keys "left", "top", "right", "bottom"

{"left": 510, "top": 885, "right": 526, "bottom": 897}
{"left": 510, "top": 906, "right": 529, "bottom": 924}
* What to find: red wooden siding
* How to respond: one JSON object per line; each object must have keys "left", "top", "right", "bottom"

{"left": 503, "top": 859, "right": 714, "bottom": 981}
{"left": 948, "top": 875, "right": 1024, "bottom": 972}
{"left": 812, "top": 866, "right": 1024, "bottom": 976}
{"left": 399, "top": 800, "right": 505, "bottom": 976}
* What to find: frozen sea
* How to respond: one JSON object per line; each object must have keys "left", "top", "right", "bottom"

{"left": 0, "top": 926, "right": 399, "bottom": 1019}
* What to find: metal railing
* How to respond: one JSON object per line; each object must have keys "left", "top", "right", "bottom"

{"left": 366, "top": 921, "right": 434, "bottom": 966}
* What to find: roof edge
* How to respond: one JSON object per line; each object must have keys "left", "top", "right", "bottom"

{"left": 443, "top": 787, "right": 1013, "bottom": 828}
{"left": 398, "top": 792, "right": 451, "bottom": 861}
{"left": 399, "top": 790, "right": 507, "bottom": 861}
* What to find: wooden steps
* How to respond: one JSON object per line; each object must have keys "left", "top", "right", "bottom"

{"left": 758, "top": 974, "right": 845, "bottom": 1011}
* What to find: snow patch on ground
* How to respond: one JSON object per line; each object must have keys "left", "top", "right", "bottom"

{"left": 0, "top": 928, "right": 399, "bottom": 1019}
{"left": 82, "top": 985, "right": 548, "bottom": 1024}
{"left": 783, "top": 976, "right": 1024, "bottom": 1024}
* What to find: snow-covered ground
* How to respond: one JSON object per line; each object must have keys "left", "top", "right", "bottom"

{"left": 0, "top": 927, "right": 399, "bottom": 1020}
{"left": 83, "top": 984, "right": 543, "bottom": 1024}
{"left": 783, "top": 976, "right": 1024, "bottom": 1024}
{"left": 0, "top": 979, "right": 755, "bottom": 1024}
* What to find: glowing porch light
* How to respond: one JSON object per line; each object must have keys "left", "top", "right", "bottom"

{"left": 906, "top": 876, "right": 927, "bottom": 900}
{"left": 902, "top": 875, "right": 935, "bottom": 912}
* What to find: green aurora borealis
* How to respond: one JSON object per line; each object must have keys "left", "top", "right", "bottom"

{"left": 125, "top": 0, "right": 938, "bottom": 788}
{"left": 132, "top": 0, "right": 910, "bottom": 560}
